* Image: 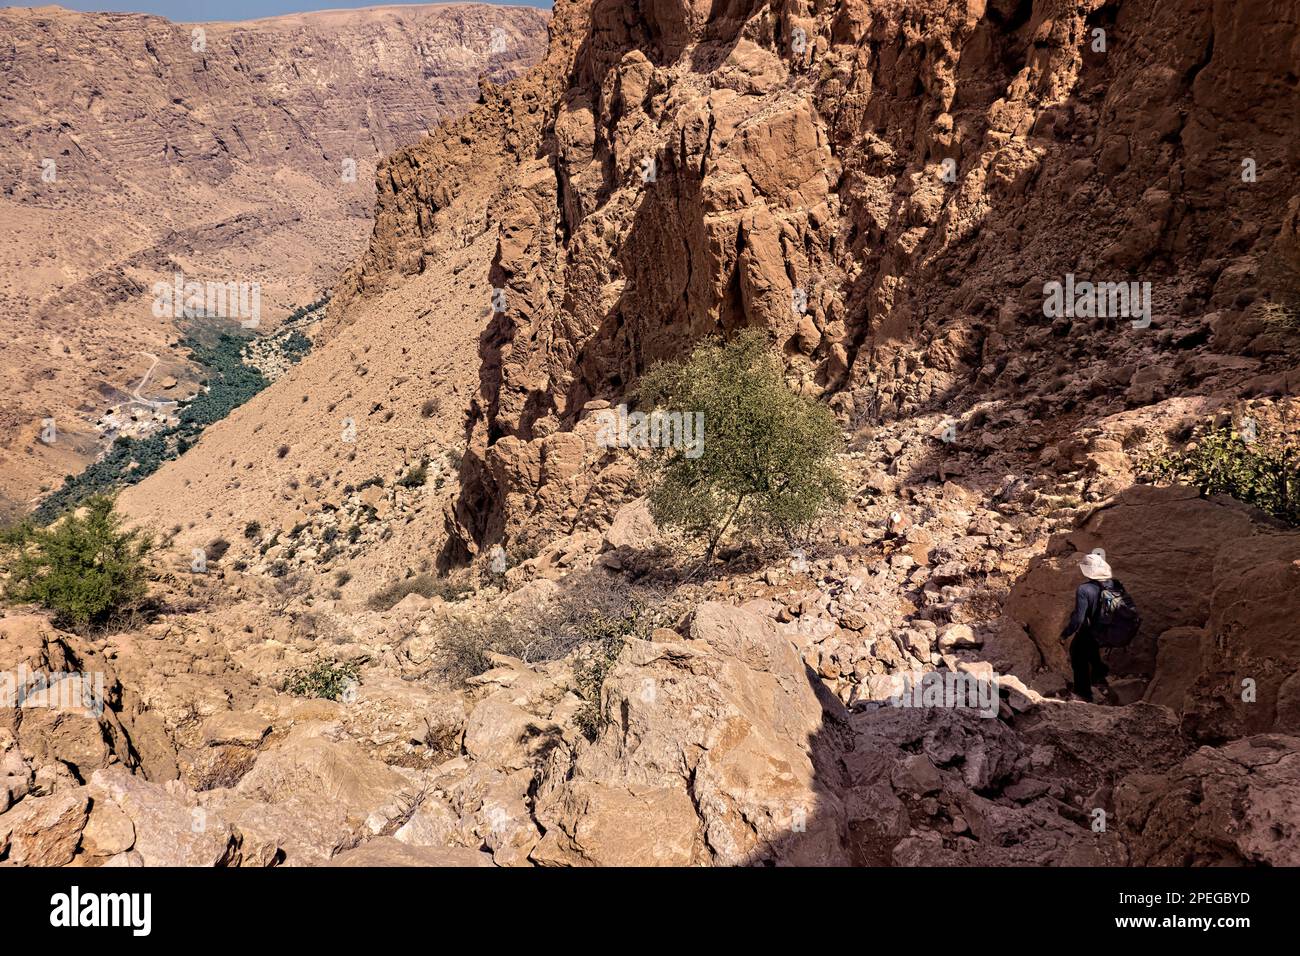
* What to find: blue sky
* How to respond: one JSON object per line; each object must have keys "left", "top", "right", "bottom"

{"left": 9, "top": 1, "right": 551, "bottom": 22}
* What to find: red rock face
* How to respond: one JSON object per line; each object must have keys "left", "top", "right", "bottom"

{"left": 315, "top": 4, "right": 1300, "bottom": 866}
{"left": 339, "top": 0, "right": 1298, "bottom": 554}
{"left": 5, "top": 1, "right": 1297, "bottom": 869}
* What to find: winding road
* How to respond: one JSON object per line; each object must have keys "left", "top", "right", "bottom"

{"left": 103, "top": 351, "right": 178, "bottom": 423}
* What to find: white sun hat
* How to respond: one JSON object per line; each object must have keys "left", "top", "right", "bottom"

{"left": 1079, "top": 548, "right": 1112, "bottom": 580}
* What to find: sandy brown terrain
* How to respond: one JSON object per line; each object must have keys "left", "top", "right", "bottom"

{"left": 0, "top": 2, "right": 548, "bottom": 519}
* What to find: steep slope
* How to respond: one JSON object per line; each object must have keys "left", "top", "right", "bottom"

{"left": 326, "top": 0, "right": 1300, "bottom": 860}
{"left": 116, "top": 3, "right": 586, "bottom": 593}
{"left": 0, "top": 2, "right": 549, "bottom": 519}
{"left": 121, "top": 0, "right": 1300, "bottom": 681}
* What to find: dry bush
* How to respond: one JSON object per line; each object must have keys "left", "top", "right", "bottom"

{"left": 426, "top": 574, "right": 664, "bottom": 738}
{"left": 206, "top": 537, "right": 231, "bottom": 563}
{"left": 429, "top": 613, "right": 529, "bottom": 687}
{"left": 366, "top": 572, "right": 471, "bottom": 610}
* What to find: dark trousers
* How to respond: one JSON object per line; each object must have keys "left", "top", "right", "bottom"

{"left": 1069, "top": 632, "right": 1108, "bottom": 701}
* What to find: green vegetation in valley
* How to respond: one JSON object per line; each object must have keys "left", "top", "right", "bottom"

{"left": 33, "top": 300, "right": 326, "bottom": 524}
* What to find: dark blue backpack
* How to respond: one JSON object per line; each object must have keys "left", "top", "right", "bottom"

{"left": 1093, "top": 580, "right": 1140, "bottom": 648}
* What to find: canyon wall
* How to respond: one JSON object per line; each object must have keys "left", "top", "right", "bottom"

{"left": 338, "top": 0, "right": 1300, "bottom": 558}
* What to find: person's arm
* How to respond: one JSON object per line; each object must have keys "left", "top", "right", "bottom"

{"left": 1060, "top": 585, "right": 1091, "bottom": 641}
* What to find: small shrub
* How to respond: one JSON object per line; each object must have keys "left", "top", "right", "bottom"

{"left": 334, "top": 569, "right": 352, "bottom": 587}
{"left": 276, "top": 444, "right": 290, "bottom": 459}
{"left": 431, "top": 615, "right": 520, "bottom": 687}
{"left": 366, "top": 572, "right": 471, "bottom": 610}
{"left": 1146, "top": 424, "right": 1299, "bottom": 526}
{"left": 243, "top": 520, "right": 262, "bottom": 540}
{"left": 549, "top": 586, "right": 653, "bottom": 739}
{"left": 573, "top": 639, "right": 625, "bottom": 741}
{"left": 206, "top": 537, "right": 231, "bottom": 563}
{"left": 397, "top": 462, "right": 428, "bottom": 488}
{"left": 420, "top": 397, "right": 442, "bottom": 418}
{"left": 283, "top": 659, "right": 360, "bottom": 700}
{"left": 507, "top": 537, "right": 541, "bottom": 567}
{"left": 426, "top": 578, "right": 655, "bottom": 740}
{"left": 0, "top": 495, "right": 152, "bottom": 631}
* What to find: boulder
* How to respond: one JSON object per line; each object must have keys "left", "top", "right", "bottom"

{"left": 201, "top": 711, "right": 272, "bottom": 748}
{"left": 0, "top": 789, "right": 89, "bottom": 865}
{"left": 602, "top": 497, "right": 657, "bottom": 552}
{"left": 533, "top": 602, "right": 849, "bottom": 866}
{"left": 235, "top": 733, "right": 418, "bottom": 835}
{"left": 1118, "top": 735, "right": 1300, "bottom": 865}
{"left": 88, "top": 768, "right": 243, "bottom": 867}
{"left": 80, "top": 798, "right": 136, "bottom": 858}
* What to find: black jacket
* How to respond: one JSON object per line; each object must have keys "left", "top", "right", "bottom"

{"left": 1060, "top": 579, "right": 1117, "bottom": 642}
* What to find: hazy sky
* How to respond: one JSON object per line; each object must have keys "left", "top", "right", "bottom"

{"left": 9, "top": 1, "right": 551, "bottom": 22}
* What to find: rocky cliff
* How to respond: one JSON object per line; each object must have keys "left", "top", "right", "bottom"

{"left": 422, "top": 0, "right": 1300, "bottom": 555}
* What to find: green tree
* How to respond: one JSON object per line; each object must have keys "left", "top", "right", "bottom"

{"left": 637, "top": 330, "right": 845, "bottom": 561}
{"left": 1, "top": 495, "right": 153, "bottom": 631}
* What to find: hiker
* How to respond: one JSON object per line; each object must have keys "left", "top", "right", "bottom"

{"left": 1059, "top": 548, "right": 1141, "bottom": 703}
